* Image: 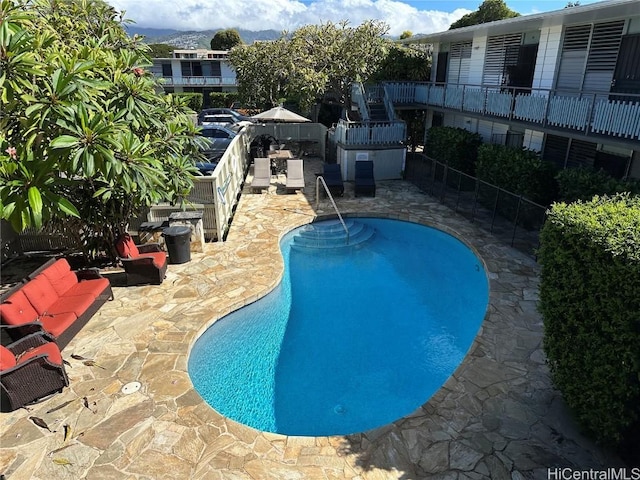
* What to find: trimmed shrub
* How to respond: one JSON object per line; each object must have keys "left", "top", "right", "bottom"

{"left": 174, "top": 92, "right": 203, "bottom": 112}
{"left": 476, "top": 144, "right": 557, "bottom": 205}
{"left": 209, "top": 92, "right": 239, "bottom": 108}
{"left": 556, "top": 167, "right": 640, "bottom": 203}
{"left": 538, "top": 194, "right": 640, "bottom": 455}
{"left": 424, "top": 126, "right": 481, "bottom": 175}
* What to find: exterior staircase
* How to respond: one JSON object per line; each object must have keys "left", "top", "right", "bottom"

{"left": 368, "top": 103, "right": 388, "bottom": 122}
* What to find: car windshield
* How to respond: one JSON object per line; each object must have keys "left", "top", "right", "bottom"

{"left": 200, "top": 127, "right": 235, "bottom": 138}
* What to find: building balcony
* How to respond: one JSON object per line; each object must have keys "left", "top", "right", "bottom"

{"left": 384, "top": 82, "right": 640, "bottom": 144}
{"left": 161, "top": 76, "right": 237, "bottom": 87}
{"left": 331, "top": 119, "right": 406, "bottom": 147}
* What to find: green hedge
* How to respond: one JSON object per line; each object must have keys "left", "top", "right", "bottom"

{"left": 424, "top": 126, "right": 481, "bottom": 175}
{"left": 538, "top": 194, "right": 640, "bottom": 452}
{"left": 556, "top": 167, "right": 640, "bottom": 203}
{"left": 173, "top": 92, "right": 203, "bottom": 112}
{"left": 476, "top": 144, "right": 557, "bottom": 205}
{"left": 209, "top": 92, "right": 239, "bottom": 108}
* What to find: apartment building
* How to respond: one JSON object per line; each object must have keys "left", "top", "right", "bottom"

{"left": 390, "top": 0, "right": 640, "bottom": 179}
{"left": 150, "top": 49, "right": 237, "bottom": 107}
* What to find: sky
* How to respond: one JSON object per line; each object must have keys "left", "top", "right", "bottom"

{"left": 107, "top": 0, "right": 603, "bottom": 36}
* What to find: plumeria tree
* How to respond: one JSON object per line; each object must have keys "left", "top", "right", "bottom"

{"left": 228, "top": 20, "right": 390, "bottom": 111}
{"left": 0, "top": 0, "right": 207, "bottom": 260}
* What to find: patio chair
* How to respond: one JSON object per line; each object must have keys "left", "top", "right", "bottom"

{"left": 286, "top": 159, "right": 305, "bottom": 193}
{"left": 354, "top": 160, "right": 376, "bottom": 197}
{"left": 1, "top": 329, "right": 69, "bottom": 412}
{"left": 322, "top": 163, "right": 344, "bottom": 197}
{"left": 116, "top": 233, "right": 168, "bottom": 286}
{"left": 251, "top": 158, "right": 271, "bottom": 192}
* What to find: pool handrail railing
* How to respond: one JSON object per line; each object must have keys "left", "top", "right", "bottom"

{"left": 315, "top": 175, "right": 349, "bottom": 244}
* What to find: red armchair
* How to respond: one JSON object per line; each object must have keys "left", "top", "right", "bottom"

{"left": 116, "top": 233, "right": 168, "bottom": 286}
{"left": 1, "top": 328, "right": 69, "bottom": 411}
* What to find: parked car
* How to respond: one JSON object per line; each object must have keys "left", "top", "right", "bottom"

{"left": 198, "top": 108, "right": 253, "bottom": 125}
{"left": 195, "top": 162, "right": 218, "bottom": 175}
{"left": 198, "top": 125, "right": 236, "bottom": 162}
{"left": 201, "top": 114, "right": 236, "bottom": 126}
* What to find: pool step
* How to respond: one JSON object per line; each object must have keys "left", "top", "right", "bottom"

{"left": 291, "top": 220, "right": 375, "bottom": 251}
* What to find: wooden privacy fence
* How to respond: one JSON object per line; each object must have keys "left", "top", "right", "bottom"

{"left": 144, "top": 130, "right": 252, "bottom": 241}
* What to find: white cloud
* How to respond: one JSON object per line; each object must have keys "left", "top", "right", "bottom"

{"left": 107, "top": 0, "right": 470, "bottom": 36}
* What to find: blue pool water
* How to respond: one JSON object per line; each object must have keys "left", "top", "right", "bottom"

{"left": 188, "top": 218, "right": 489, "bottom": 436}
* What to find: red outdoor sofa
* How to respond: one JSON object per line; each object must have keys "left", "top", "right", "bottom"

{"left": 0, "top": 257, "right": 113, "bottom": 349}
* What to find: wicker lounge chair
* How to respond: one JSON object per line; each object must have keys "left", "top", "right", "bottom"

{"left": 354, "top": 160, "right": 376, "bottom": 197}
{"left": 322, "top": 163, "right": 344, "bottom": 197}
{"left": 286, "top": 159, "right": 305, "bottom": 193}
{"left": 116, "top": 233, "right": 168, "bottom": 286}
{"left": 1, "top": 328, "right": 69, "bottom": 411}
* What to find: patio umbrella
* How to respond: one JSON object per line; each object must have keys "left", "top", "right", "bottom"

{"left": 251, "top": 106, "right": 311, "bottom": 123}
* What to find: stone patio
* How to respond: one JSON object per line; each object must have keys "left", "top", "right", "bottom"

{"left": 0, "top": 158, "right": 621, "bottom": 479}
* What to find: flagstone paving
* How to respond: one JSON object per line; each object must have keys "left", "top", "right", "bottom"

{"left": 1, "top": 158, "right": 622, "bottom": 479}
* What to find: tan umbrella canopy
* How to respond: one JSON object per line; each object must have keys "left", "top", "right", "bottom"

{"left": 251, "top": 106, "right": 311, "bottom": 123}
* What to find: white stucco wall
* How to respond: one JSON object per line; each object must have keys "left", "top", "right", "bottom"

{"left": 337, "top": 147, "right": 406, "bottom": 181}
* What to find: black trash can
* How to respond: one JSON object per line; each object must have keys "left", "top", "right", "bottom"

{"left": 163, "top": 226, "right": 191, "bottom": 264}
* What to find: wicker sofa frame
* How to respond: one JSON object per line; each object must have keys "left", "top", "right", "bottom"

{"left": 1, "top": 328, "right": 69, "bottom": 411}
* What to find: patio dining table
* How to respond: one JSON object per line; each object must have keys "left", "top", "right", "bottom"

{"left": 268, "top": 150, "right": 293, "bottom": 174}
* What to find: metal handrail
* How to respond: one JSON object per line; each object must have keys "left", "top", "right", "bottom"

{"left": 315, "top": 175, "right": 349, "bottom": 244}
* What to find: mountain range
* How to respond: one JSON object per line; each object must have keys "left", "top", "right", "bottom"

{"left": 125, "top": 26, "right": 281, "bottom": 49}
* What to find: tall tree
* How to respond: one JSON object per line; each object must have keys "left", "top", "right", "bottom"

{"left": 210, "top": 29, "right": 243, "bottom": 50}
{"left": 291, "top": 21, "right": 390, "bottom": 107}
{"left": 229, "top": 21, "right": 390, "bottom": 111}
{"left": 370, "top": 44, "right": 431, "bottom": 82}
{"left": 229, "top": 38, "right": 291, "bottom": 109}
{"left": 0, "top": 0, "right": 206, "bottom": 260}
{"left": 147, "top": 43, "right": 174, "bottom": 58}
{"left": 449, "top": 0, "right": 520, "bottom": 29}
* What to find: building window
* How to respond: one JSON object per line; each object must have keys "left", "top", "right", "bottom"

{"left": 162, "top": 63, "right": 172, "bottom": 76}
{"left": 181, "top": 61, "right": 203, "bottom": 77}
{"left": 209, "top": 61, "right": 221, "bottom": 77}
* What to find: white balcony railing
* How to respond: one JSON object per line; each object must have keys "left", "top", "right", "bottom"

{"left": 161, "top": 76, "right": 237, "bottom": 86}
{"left": 384, "top": 81, "right": 640, "bottom": 140}
{"left": 333, "top": 119, "right": 406, "bottom": 146}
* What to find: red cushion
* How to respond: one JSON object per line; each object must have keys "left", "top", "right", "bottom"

{"left": 18, "top": 342, "right": 63, "bottom": 366}
{"left": 20, "top": 276, "right": 59, "bottom": 316}
{"left": 47, "top": 294, "right": 95, "bottom": 318}
{"left": 40, "top": 259, "right": 78, "bottom": 297}
{"left": 65, "top": 278, "right": 110, "bottom": 298}
{"left": 116, "top": 235, "right": 140, "bottom": 258}
{"left": 39, "top": 312, "right": 77, "bottom": 338}
{"left": 0, "top": 345, "right": 17, "bottom": 370}
{"left": 0, "top": 290, "right": 39, "bottom": 325}
{"left": 146, "top": 252, "right": 167, "bottom": 269}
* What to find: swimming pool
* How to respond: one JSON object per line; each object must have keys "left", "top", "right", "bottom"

{"left": 188, "top": 218, "right": 489, "bottom": 436}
